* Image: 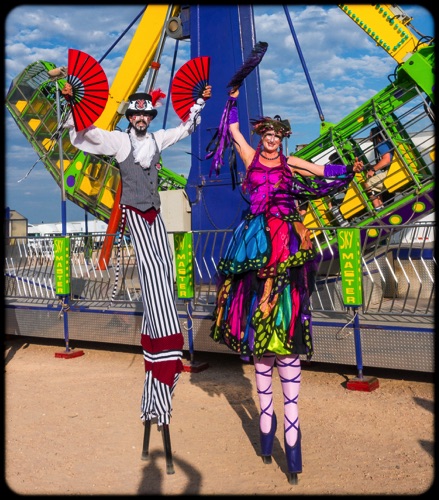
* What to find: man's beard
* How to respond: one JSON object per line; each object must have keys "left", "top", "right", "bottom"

{"left": 133, "top": 122, "right": 148, "bottom": 137}
{"left": 129, "top": 128, "right": 157, "bottom": 169}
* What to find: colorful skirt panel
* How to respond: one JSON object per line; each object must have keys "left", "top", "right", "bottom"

{"left": 211, "top": 213, "right": 317, "bottom": 359}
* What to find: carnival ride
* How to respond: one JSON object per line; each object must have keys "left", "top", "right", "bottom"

{"left": 5, "top": 4, "right": 435, "bottom": 263}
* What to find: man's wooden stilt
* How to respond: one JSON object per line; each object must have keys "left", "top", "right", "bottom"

{"left": 141, "top": 420, "right": 175, "bottom": 474}
{"left": 161, "top": 424, "right": 175, "bottom": 474}
{"left": 141, "top": 420, "right": 151, "bottom": 460}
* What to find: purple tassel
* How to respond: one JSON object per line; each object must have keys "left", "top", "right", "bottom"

{"left": 205, "top": 41, "right": 269, "bottom": 178}
{"left": 289, "top": 173, "right": 355, "bottom": 201}
{"left": 206, "top": 98, "right": 235, "bottom": 177}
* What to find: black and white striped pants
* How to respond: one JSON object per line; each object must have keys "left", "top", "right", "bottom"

{"left": 126, "top": 209, "right": 181, "bottom": 337}
{"left": 126, "top": 209, "right": 183, "bottom": 424}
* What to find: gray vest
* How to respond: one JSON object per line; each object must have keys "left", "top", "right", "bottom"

{"left": 118, "top": 134, "right": 161, "bottom": 211}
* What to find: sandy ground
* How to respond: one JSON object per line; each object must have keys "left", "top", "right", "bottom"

{"left": 3, "top": 336, "right": 435, "bottom": 496}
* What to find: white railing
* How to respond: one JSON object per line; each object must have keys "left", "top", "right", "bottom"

{"left": 4, "top": 223, "right": 435, "bottom": 317}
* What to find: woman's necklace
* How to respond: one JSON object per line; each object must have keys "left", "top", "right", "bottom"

{"left": 260, "top": 151, "right": 280, "bottom": 161}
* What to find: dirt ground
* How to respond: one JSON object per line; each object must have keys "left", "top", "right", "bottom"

{"left": 3, "top": 335, "right": 435, "bottom": 496}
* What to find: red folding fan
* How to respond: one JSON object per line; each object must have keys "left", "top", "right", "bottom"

{"left": 66, "top": 48, "right": 109, "bottom": 131}
{"left": 170, "top": 56, "right": 210, "bottom": 122}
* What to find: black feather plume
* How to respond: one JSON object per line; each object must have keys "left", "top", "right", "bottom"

{"left": 227, "top": 41, "right": 268, "bottom": 89}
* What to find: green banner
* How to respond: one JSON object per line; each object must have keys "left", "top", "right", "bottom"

{"left": 53, "top": 237, "right": 71, "bottom": 295}
{"left": 174, "top": 232, "right": 194, "bottom": 299}
{"left": 337, "top": 228, "right": 363, "bottom": 306}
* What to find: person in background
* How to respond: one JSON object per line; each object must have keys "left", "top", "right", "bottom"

{"left": 210, "top": 88, "right": 362, "bottom": 484}
{"left": 62, "top": 82, "right": 212, "bottom": 428}
{"left": 325, "top": 151, "right": 350, "bottom": 226}
{"left": 364, "top": 126, "right": 394, "bottom": 210}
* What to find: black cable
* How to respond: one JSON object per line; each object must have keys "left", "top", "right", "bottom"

{"left": 98, "top": 7, "right": 146, "bottom": 63}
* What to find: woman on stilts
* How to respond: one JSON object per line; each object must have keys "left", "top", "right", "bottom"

{"left": 211, "top": 88, "right": 362, "bottom": 484}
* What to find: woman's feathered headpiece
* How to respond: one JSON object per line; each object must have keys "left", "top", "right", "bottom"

{"left": 251, "top": 116, "right": 292, "bottom": 139}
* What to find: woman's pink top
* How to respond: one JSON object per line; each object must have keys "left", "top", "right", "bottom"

{"left": 245, "top": 157, "right": 297, "bottom": 217}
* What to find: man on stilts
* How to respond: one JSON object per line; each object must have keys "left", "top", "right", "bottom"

{"left": 63, "top": 81, "right": 212, "bottom": 472}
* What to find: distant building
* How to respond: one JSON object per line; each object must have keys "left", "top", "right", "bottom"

{"left": 27, "top": 219, "right": 108, "bottom": 236}
{"left": 4, "top": 209, "right": 28, "bottom": 239}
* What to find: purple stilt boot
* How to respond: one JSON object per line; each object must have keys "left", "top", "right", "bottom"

{"left": 255, "top": 360, "right": 277, "bottom": 464}
{"left": 260, "top": 412, "right": 277, "bottom": 464}
{"left": 284, "top": 417, "right": 302, "bottom": 485}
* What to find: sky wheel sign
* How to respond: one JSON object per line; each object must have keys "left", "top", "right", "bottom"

{"left": 174, "top": 232, "right": 194, "bottom": 299}
{"left": 337, "top": 228, "right": 363, "bottom": 306}
{"left": 54, "top": 237, "right": 71, "bottom": 295}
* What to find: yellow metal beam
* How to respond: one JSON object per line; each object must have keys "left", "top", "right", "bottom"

{"left": 95, "top": 4, "right": 180, "bottom": 131}
{"left": 338, "top": 4, "right": 428, "bottom": 64}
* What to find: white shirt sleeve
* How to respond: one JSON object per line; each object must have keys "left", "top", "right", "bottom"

{"left": 64, "top": 114, "right": 131, "bottom": 162}
{"left": 153, "top": 98, "right": 206, "bottom": 152}
{"left": 64, "top": 96, "right": 206, "bottom": 160}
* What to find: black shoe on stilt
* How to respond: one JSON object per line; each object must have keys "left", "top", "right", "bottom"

{"left": 285, "top": 428, "right": 302, "bottom": 485}
{"left": 260, "top": 412, "right": 277, "bottom": 464}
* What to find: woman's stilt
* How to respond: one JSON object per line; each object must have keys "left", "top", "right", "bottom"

{"left": 277, "top": 354, "right": 302, "bottom": 483}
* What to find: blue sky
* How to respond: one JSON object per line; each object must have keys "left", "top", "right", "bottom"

{"left": 4, "top": 4, "right": 434, "bottom": 224}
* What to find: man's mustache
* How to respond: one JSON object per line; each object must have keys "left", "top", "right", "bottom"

{"left": 134, "top": 116, "right": 148, "bottom": 125}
